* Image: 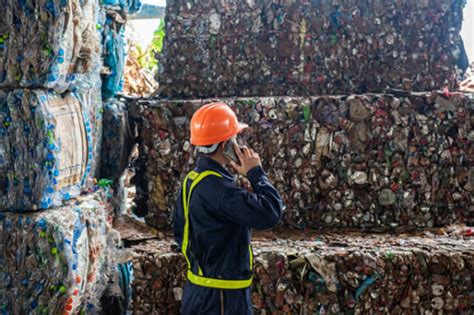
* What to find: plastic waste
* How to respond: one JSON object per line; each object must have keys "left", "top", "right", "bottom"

{"left": 102, "top": 0, "right": 143, "bottom": 14}
{"left": 100, "top": 98, "right": 133, "bottom": 182}
{"left": 98, "top": 179, "right": 114, "bottom": 188}
{"left": 0, "top": 88, "right": 102, "bottom": 211}
{"left": 0, "top": 190, "right": 117, "bottom": 314}
{"left": 0, "top": 0, "right": 102, "bottom": 93}
{"left": 101, "top": 16, "right": 126, "bottom": 100}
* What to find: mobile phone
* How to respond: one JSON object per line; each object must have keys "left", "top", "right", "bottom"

{"left": 223, "top": 139, "right": 240, "bottom": 164}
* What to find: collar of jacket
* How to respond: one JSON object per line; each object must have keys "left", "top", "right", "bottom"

{"left": 196, "top": 155, "right": 235, "bottom": 181}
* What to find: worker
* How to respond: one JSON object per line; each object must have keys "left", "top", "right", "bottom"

{"left": 173, "top": 102, "right": 284, "bottom": 315}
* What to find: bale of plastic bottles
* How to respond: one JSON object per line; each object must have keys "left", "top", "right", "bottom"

{"left": 0, "top": 88, "right": 102, "bottom": 211}
{"left": 0, "top": 190, "right": 118, "bottom": 314}
{"left": 0, "top": 0, "right": 102, "bottom": 93}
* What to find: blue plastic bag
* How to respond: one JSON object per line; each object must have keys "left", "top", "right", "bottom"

{"left": 101, "top": 17, "right": 126, "bottom": 100}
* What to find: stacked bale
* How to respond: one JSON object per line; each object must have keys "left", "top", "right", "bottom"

{"left": 250, "top": 232, "right": 474, "bottom": 314}
{"left": 132, "top": 93, "right": 474, "bottom": 312}
{"left": 100, "top": 98, "right": 135, "bottom": 216}
{"left": 100, "top": 98, "right": 133, "bottom": 182}
{"left": 130, "top": 240, "right": 187, "bottom": 314}
{"left": 158, "top": 0, "right": 468, "bottom": 98}
{"left": 0, "top": 0, "right": 104, "bottom": 210}
{"left": 131, "top": 0, "right": 474, "bottom": 313}
{"left": 101, "top": 13, "right": 127, "bottom": 101}
{"left": 97, "top": 0, "right": 142, "bottom": 218}
{"left": 134, "top": 92, "right": 474, "bottom": 230}
{"left": 143, "top": 0, "right": 472, "bottom": 228}
{"left": 0, "top": 190, "right": 118, "bottom": 314}
{"left": 0, "top": 0, "right": 102, "bottom": 93}
{"left": 129, "top": 230, "right": 474, "bottom": 314}
{"left": 0, "top": 0, "right": 125, "bottom": 312}
{"left": 0, "top": 89, "right": 102, "bottom": 210}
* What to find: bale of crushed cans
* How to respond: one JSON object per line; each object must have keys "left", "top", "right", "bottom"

{"left": 0, "top": 88, "right": 103, "bottom": 211}
{"left": 129, "top": 228, "right": 474, "bottom": 314}
{"left": 133, "top": 92, "right": 474, "bottom": 230}
{"left": 0, "top": 189, "right": 119, "bottom": 314}
{"left": 0, "top": 0, "right": 102, "bottom": 93}
{"left": 129, "top": 239, "right": 187, "bottom": 314}
{"left": 158, "top": 0, "right": 468, "bottom": 98}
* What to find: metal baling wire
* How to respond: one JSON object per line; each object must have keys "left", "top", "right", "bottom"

{"left": 164, "top": 30, "right": 322, "bottom": 40}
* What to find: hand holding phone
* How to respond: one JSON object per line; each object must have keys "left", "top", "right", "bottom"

{"left": 227, "top": 143, "right": 262, "bottom": 177}
{"left": 223, "top": 139, "right": 241, "bottom": 165}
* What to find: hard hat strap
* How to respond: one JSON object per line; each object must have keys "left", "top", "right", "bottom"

{"left": 196, "top": 143, "right": 219, "bottom": 154}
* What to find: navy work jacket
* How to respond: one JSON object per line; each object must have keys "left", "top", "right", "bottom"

{"left": 173, "top": 156, "right": 284, "bottom": 281}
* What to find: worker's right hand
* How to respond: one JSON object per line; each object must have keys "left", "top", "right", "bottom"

{"left": 229, "top": 144, "right": 262, "bottom": 176}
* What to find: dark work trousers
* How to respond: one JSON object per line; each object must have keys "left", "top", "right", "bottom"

{"left": 181, "top": 282, "right": 253, "bottom": 315}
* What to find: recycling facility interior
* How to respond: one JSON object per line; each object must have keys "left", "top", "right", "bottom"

{"left": 0, "top": 0, "right": 473, "bottom": 314}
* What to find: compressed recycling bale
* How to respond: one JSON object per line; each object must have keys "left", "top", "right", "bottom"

{"left": 0, "top": 0, "right": 102, "bottom": 93}
{"left": 158, "top": 0, "right": 468, "bottom": 98}
{"left": 99, "top": 0, "right": 144, "bottom": 101}
{"left": 0, "top": 88, "right": 103, "bottom": 211}
{"left": 0, "top": 190, "right": 118, "bottom": 314}
{"left": 128, "top": 229, "right": 474, "bottom": 314}
{"left": 129, "top": 240, "right": 188, "bottom": 314}
{"left": 134, "top": 92, "right": 474, "bottom": 230}
{"left": 99, "top": 98, "right": 133, "bottom": 182}
{"left": 250, "top": 230, "right": 474, "bottom": 314}
{"left": 99, "top": 98, "right": 134, "bottom": 216}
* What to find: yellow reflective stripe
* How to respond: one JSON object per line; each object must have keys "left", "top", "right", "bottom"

{"left": 249, "top": 244, "right": 253, "bottom": 269}
{"left": 181, "top": 172, "right": 193, "bottom": 269}
{"left": 187, "top": 270, "right": 253, "bottom": 289}
{"left": 181, "top": 170, "right": 222, "bottom": 278}
{"left": 182, "top": 170, "right": 254, "bottom": 289}
{"left": 188, "top": 171, "right": 199, "bottom": 181}
{"left": 186, "top": 171, "right": 222, "bottom": 212}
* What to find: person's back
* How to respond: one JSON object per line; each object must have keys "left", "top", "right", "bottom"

{"left": 173, "top": 103, "right": 284, "bottom": 314}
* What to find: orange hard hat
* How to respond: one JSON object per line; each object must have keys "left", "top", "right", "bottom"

{"left": 190, "top": 102, "right": 248, "bottom": 146}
